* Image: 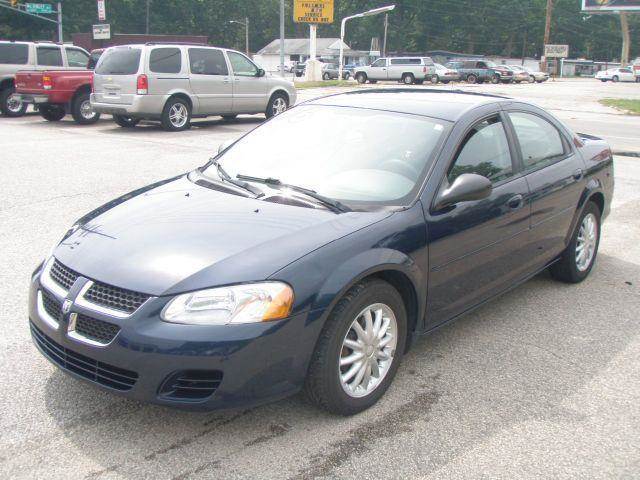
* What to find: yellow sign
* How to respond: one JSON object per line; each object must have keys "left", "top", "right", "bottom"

{"left": 293, "top": 0, "right": 334, "bottom": 24}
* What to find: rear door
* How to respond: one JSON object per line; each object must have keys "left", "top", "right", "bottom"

{"left": 147, "top": 47, "right": 189, "bottom": 98}
{"left": 423, "top": 108, "right": 531, "bottom": 326}
{"left": 619, "top": 68, "right": 634, "bottom": 82}
{"left": 225, "top": 50, "right": 267, "bottom": 113}
{"left": 92, "top": 46, "right": 142, "bottom": 105}
{"left": 64, "top": 47, "right": 90, "bottom": 69}
{"left": 187, "top": 47, "right": 232, "bottom": 114}
{"left": 503, "top": 104, "right": 587, "bottom": 270}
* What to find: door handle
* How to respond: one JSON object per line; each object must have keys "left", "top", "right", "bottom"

{"left": 507, "top": 194, "right": 524, "bottom": 210}
{"left": 573, "top": 169, "right": 584, "bottom": 180}
{"left": 223, "top": 77, "right": 230, "bottom": 83}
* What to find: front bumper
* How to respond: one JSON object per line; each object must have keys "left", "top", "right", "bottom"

{"left": 28, "top": 267, "right": 322, "bottom": 411}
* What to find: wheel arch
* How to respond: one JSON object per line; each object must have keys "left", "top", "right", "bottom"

{"left": 70, "top": 83, "right": 92, "bottom": 103}
{"left": 565, "top": 182, "right": 606, "bottom": 244}
{"left": 164, "top": 91, "right": 194, "bottom": 112}
{"left": 268, "top": 88, "right": 289, "bottom": 104}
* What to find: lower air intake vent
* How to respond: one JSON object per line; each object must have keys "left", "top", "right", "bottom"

{"left": 159, "top": 370, "right": 223, "bottom": 401}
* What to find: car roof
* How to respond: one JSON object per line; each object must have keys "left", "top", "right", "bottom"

{"left": 306, "top": 89, "right": 511, "bottom": 122}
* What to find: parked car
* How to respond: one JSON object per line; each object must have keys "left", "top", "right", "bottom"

{"left": 294, "top": 61, "right": 306, "bottom": 77}
{"left": 501, "top": 65, "right": 529, "bottom": 83}
{"left": 430, "top": 63, "right": 459, "bottom": 84}
{"left": 354, "top": 57, "right": 436, "bottom": 85}
{"left": 446, "top": 60, "right": 513, "bottom": 84}
{"left": 322, "top": 63, "right": 350, "bottom": 80}
{"left": 14, "top": 48, "right": 104, "bottom": 124}
{"left": 0, "top": 40, "right": 90, "bottom": 117}
{"left": 29, "top": 90, "right": 613, "bottom": 415}
{"left": 633, "top": 58, "right": 640, "bottom": 82}
{"left": 595, "top": 67, "right": 636, "bottom": 83}
{"left": 509, "top": 65, "right": 549, "bottom": 83}
{"left": 344, "top": 63, "right": 359, "bottom": 76}
{"left": 91, "top": 44, "right": 296, "bottom": 131}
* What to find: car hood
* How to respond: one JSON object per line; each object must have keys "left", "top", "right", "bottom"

{"left": 53, "top": 175, "right": 391, "bottom": 296}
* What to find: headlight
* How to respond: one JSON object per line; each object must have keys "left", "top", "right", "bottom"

{"left": 161, "top": 282, "right": 294, "bottom": 325}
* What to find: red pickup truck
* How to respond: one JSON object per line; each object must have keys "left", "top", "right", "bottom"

{"left": 14, "top": 49, "right": 103, "bottom": 124}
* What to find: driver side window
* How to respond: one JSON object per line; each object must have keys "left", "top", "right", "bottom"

{"left": 448, "top": 116, "right": 513, "bottom": 184}
{"left": 371, "top": 59, "right": 386, "bottom": 68}
{"left": 227, "top": 51, "right": 258, "bottom": 76}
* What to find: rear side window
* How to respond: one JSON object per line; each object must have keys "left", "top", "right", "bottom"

{"left": 188, "top": 48, "right": 228, "bottom": 75}
{"left": 95, "top": 48, "right": 141, "bottom": 75}
{"left": 37, "top": 47, "right": 63, "bottom": 66}
{"left": 390, "top": 58, "right": 421, "bottom": 65}
{"left": 448, "top": 116, "right": 513, "bottom": 184}
{"left": 149, "top": 48, "right": 181, "bottom": 74}
{"left": 509, "top": 112, "right": 566, "bottom": 170}
{"left": 0, "top": 44, "right": 29, "bottom": 64}
{"left": 65, "top": 48, "right": 89, "bottom": 68}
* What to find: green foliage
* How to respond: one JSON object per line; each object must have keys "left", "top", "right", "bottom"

{"left": 600, "top": 98, "right": 640, "bottom": 115}
{"left": 0, "top": 0, "right": 637, "bottom": 60}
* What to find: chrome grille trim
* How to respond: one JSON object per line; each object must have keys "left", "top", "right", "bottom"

{"left": 36, "top": 290, "right": 60, "bottom": 330}
{"left": 75, "top": 281, "right": 149, "bottom": 319}
{"left": 40, "top": 257, "right": 69, "bottom": 298}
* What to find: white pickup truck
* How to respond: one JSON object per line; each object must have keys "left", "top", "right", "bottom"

{"left": 354, "top": 57, "right": 436, "bottom": 85}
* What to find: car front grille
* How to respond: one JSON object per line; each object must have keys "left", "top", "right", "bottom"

{"left": 41, "top": 289, "right": 62, "bottom": 322}
{"left": 159, "top": 370, "right": 223, "bottom": 401}
{"left": 84, "top": 281, "right": 150, "bottom": 314}
{"left": 50, "top": 259, "right": 79, "bottom": 291}
{"left": 30, "top": 321, "right": 138, "bottom": 391}
{"left": 75, "top": 314, "right": 120, "bottom": 344}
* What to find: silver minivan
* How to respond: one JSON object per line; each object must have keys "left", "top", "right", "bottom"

{"left": 91, "top": 43, "right": 297, "bottom": 131}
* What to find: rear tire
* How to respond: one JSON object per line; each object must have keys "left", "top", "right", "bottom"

{"left": 612, "top": 76, "right": 619, "bottom": 83}
{"left": 1, "top": 86, "right": 28, "bottom": 117}
{"left": 71, "top": 92, "right": 100, "bottom": 125}
{"left": 113, "top": 114, "right": 140, "bottom": 128}
{"left": 431, "top": 75, "right": 440, "bottom": 84}
{"left": 529, "top": 75, "right": 536, "bottom": 83}
{"left": 161, "top": 97, "right": 191, "bottom": 131}
{"left": 402, "top": 73, "right": 415, "bottom": 85}
{"left": 356, "top": 73, "right": 367, "bottom": 84}
{"left": 304, "top": 279, "right": 407, "bottom": 415}
{"left": 39, "top": 105, "right": 66, "bottom": 121}
{"left": 550, "top": 202, "right": 601, "bottom": 283}
{"left": 491, "top": 74, "right": 500, "bottom": 84}
{"left": 322, "top": 72, "right": 330, "bottom": 80}
{"left": 466, "top": 74, "right": 477, "bottom": 84}
{"left": 265, "top": 92, "right": 288, "bottom": 118}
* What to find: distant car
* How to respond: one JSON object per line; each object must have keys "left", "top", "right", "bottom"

{"left": 29, "top": 90, "right": 613, "bottom": 415}
{"left": 354, "top": 57, "right": 436, "bottom": 85}
{"left": 595, "top": 67, "right": 635, "bottom": 83}
{"left": 445, "top": 60, "right": 513, "bottom": 84}
{"left": 508, "top": 65, "right": 549, "bottom": 83}
{"left": 14, "top": 48, "right": 103, "bottom": 125}
{"left": 91, "top": 44, "right": 297, "bottom": 131}
{"left": 294, "top": 61, "right": 306, "bottom": 77}
{"left": 430, "top": 63, "right": 459, "bottom": 84}
{"left": 633, "top": 58, "right": 640, "bottom": 82}
{"left": 322, "top": 63, "right": 350, "bottom": 80}
{"left": 0, "top": 40, "right": 90, "bottom": 117}
{"left": 501, "top": 65, "right": 529, "bottom": 83}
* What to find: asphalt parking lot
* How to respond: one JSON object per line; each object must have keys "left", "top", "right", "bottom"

{"left": 1, "top": 78, "right": 639, "bottom": 479}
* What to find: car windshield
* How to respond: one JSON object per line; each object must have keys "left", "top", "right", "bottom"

{"left": 202, "top": 105, "right": 448, "bottom": 206}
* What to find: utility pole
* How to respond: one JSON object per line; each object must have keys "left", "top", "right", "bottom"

{"left": 541, "top": 0, "right": 553, "bottom": 72}
{"left": 146, "top": 0, "right": 150, "bottom": 34}
{"left": 279, "top": 0, "right": 284, "bottom": 77}
{"left": 57, "top": 1, "right": 62, "bottom": 42}
{"left": 620, "top": 12, "right": 630, "bottom": 66}
{"left": 382, "top": 13, "right": 388, "bottom": 57}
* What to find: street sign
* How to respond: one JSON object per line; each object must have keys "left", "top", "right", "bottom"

{"left": 92, "top": 23, "right": 111, "bottom": 40}
{"left": 545, "top": 44, "right": 569, "bottom": 58}
{"left": 97, "top": 0, "right": 106, "bottom": 21}
{"left": 582, "top": 0, "right": 640, "bottom": 11}
{"left": 293, "top": 0, "right": 334, "bottom": 24}
{"left": 26, "top": 3, "right": 53, "bottom": 14}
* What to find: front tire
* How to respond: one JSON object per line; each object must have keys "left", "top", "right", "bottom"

{"left": 71, "top": 92, "right": 100, "bottom": 125}
{"left": 322, "top": 72, "right": 330, "bottom": 80}
{"left": 305, "top": 279, "right": 407, "bottom": 415}
{"left": 612, "top": 76, "right": 619, "bottom": 83}
{"left": 39, "top": 105, "right": 66, "bottom": 121}
{"left": 491, "top": 74, "right": 500, "bottom": 84}
{"left": 113, "top": 114, "right": 140, "bottom": 128}
{"left": 265, "top": 92, "right": 288, "bottom": 118}
{"left": 466, "top": 74, "right": 477, "bottom": 84}
{"left": 355, "top": 72, "right": 367, "bottom": 84}
{"left": 431, "top": 75, "right": 440, "bottom": 84}
{"left": 550, "top": 202, "right": 601, "bottom": 283}
{"left": 0, "top": 86, "right": 28, "bottom": 117}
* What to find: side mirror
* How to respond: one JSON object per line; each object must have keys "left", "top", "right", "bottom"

{"left": 256, "top": 68, "right": 265, "bottom": 77}
{"left": 435, "top": 173, "right": 492, "bottom": 210}
{"left": 217, "top": 139, "right": 234, "bottom": 154}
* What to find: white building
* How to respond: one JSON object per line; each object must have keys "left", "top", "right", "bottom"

{"left": 253, "top": 38, "right": 369, "bottom": 71}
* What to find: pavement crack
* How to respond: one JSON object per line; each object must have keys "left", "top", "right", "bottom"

{"left": 244, "top": 422, "right": 291, "bottom": 447}
{"left": 171, "top": 460, "right": 220, "bottom": 480}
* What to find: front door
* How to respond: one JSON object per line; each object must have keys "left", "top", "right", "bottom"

{"left": 187, "top": 48, "right": 232, "bottom": 114}
{"left": 369, "top": 58, "right": 388, "bottom": 80}
{"left": 424, "top": 112, "right": 531, "bottom": 326}
{"left": 226, "top": 51, "right": 267, "bottom": 113}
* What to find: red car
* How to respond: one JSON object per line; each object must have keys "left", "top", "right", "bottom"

{"left": 14, "top": 49, "right": 103, "bottom": 124}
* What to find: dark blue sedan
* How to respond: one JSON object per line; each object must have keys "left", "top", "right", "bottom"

{"left": 29, "top": 90, "right": 614, "bottom": 415}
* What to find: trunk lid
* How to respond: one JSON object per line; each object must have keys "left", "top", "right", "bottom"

{"left": 14, "top": 70, "right": 45, "bottom": 93}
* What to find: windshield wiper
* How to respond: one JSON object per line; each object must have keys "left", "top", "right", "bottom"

{"left": 236, "top": 174, "right": 351, "bottom": 213}
{"left": 206, "top": 159, "right": 264, "bottom": 198}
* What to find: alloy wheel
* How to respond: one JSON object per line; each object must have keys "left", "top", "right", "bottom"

{"left": 80, "top": 100, "right": 96, "bottom": 120}
{"left": 169, "top": 103, "right": 188, "bottom": 128}
{"left": 576, "top": 213, "right": 597, "bottom": 272}
{"left": 272, "top": 97, "right": 287, "bottom": 116}
{"left": 6, "top": 94, "right": 23, "bottom": 114}
{"left": 338, "top": 303, "right": 397, "bottom": 398}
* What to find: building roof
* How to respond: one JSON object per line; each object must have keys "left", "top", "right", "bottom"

{"left": 257, "top": 38, "right": 363, "bottom": 56}
{"left": 306, "top": 89, "right": 510, "bottom": 122}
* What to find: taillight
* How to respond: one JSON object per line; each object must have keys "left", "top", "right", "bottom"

{"left": 42, "top": 75, "right": 53, "bottom": 90}
{"left": 423, "top": 66, "right": 427, "bottom": 73}
{"left": 89, "top": 73, "right": 94, "bottom": 92}
{"left": 136, "top": 74, "right": 148, "bottom": 95}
